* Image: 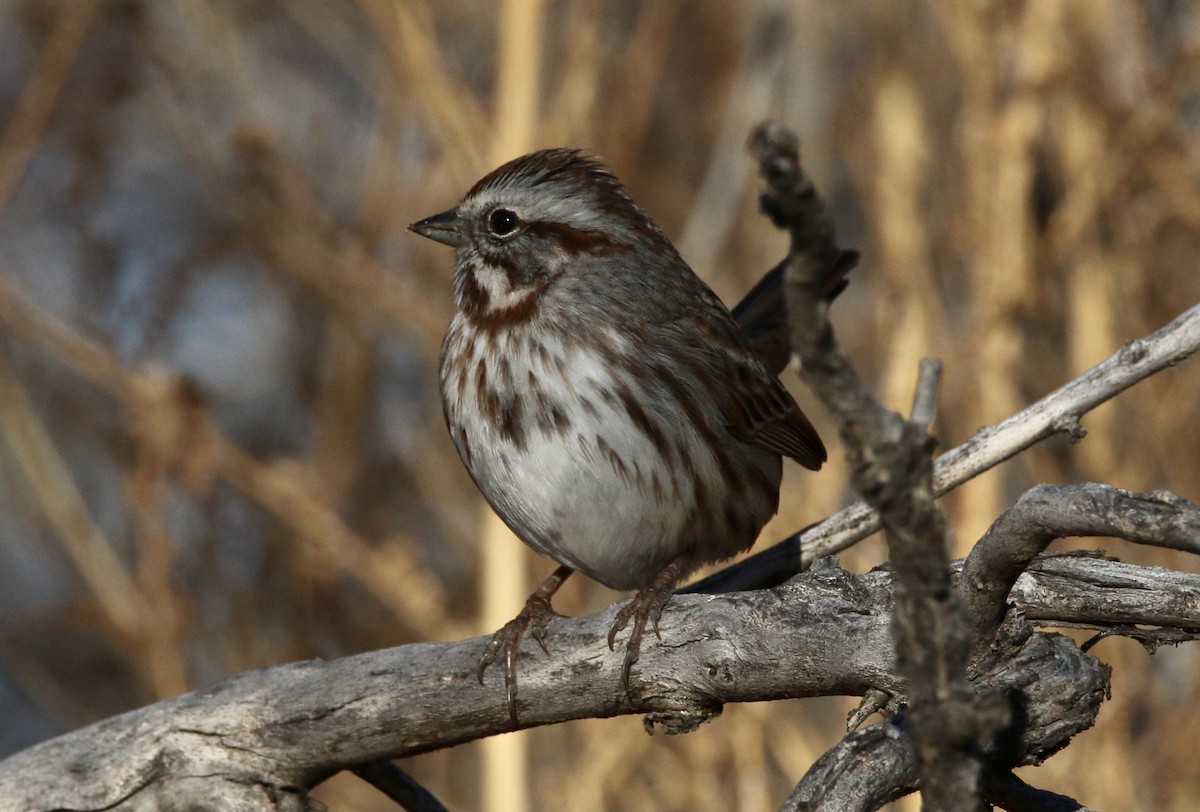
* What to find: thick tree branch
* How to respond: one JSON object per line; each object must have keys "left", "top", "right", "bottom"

{"left": 962, "top": 483, "right": 1200, "bottom": 649}
{"left": 1013, "top": 555, "right": 1200, "bottom": 638}
{"left": 751, "top": 120, "right": 985, "bottom": 810}
{"left": 789, "top": 483, "right": 1200, "bottom": 809}
{"left": 1, "top": 554, "right": 1166, "bottom": 811}
{"left": 781, "top": 715, "right": 916, "bottom": 812}
{"left": 781, "top": 631, "right": 1102, "bottom": 812}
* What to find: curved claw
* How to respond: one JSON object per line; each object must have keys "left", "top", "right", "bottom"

{"left": 478, "top": 615, "right": 521, "bottom": 683}
{"left": 607, "top": 557, "right": 689, "bottom": 693}
{"left": 529, "top": 618, "right": 553, "bottom": 656}
{"left": 477, "top": 642, "right": 497, "bottom": 685}
{"left": 610, "top": 590, "right": 666, "bottom": 693}
{"left": 620, "top": 612, "right": 645, "bottom": 690}
{"left": 504, "top": 642, "right": 520, "bottom": 726}
{"left": 607, "top": 603, "right": 633, "bottom": 651}
{"left": 476, "top": 615, "right": 530, "bottom": 725}
{"left": 476, "top": 565, "right": 573, "bottom": 726}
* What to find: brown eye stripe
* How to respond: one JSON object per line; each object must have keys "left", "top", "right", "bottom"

{"left": 523, "top": 221, "right": 629, "bottom": 255}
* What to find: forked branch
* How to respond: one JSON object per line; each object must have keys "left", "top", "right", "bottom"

{"left": 751, "top": 120, "right": 986, "bottom": 810}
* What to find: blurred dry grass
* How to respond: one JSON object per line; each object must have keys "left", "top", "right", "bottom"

{"left": 0, "top": 1, "right": 1198, "bottom": 810}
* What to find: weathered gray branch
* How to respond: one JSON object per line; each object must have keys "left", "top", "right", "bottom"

{"left": 781, "top": 631, "right": 1103, "bottom": 812}
{"left": 1013, "top": 555, "right": 1200, "bottom": 637}
{"left": 6, "top": 552, "right": 1187, "bottom": 811}
{"left": 963, "top": 483, "right": 1200, "bottom": 649}
{"left": 792, "top": 483, "right": 1200, "bottom": 809}
{"left": 752, "top": 121, "right": 984, "bottom": 810}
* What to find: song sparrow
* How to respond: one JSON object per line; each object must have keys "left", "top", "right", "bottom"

{"left": 411, "top": 148, "right": 843, "bottom": 723}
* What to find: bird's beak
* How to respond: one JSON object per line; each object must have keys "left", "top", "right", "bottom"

{"left": 409, "top": 207, "right": 464, "bottom": 247}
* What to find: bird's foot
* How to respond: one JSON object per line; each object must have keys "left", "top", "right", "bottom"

{"left": 607, "top": 557, "right": 690, "bottom": 692}
{"left": 477, "top": 565, "right": 572, "bottom": 725}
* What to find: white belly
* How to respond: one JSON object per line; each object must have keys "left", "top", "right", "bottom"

{"left": 441, "top": 321, "right": 712, "bottom": 589}
{"left": 440, "top": 309, "right": 784, "bottom": 591}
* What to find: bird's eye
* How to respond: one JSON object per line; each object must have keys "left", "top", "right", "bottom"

{"left": 488, "top": 208, "right": 520, "bottom": 237}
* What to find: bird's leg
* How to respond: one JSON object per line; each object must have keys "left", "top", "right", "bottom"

{"left": 478, "top": 564, "right": 574, "bottom": 725}
{"left": 607, "top": 555, "right": 691, "bottom": 692}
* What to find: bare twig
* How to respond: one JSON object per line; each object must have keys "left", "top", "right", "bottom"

{"left": 750, "top": 121, "right": 986, "bottom": 810}
{"left": 908, "top": 357, "right": 943, "bottom": 430}
{"left": 0, "top": 2, "right": 100, "bottom": 215}
{"left": 0, "top": 356, "right": 154, "bottom": 660}
{"left": 690, "top": 299, "right": 1200, "bottom": 595}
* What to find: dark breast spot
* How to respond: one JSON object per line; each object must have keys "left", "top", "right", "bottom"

{"left": 596, "top": 436, "right": 633, "bottom": 485}
{"left": 549, "top": 403, "right": 570, "bottom": 432}
{"left": 497, "top": 393, "right": 527, "bottom": 449}
{"left": 496, "top": 355, "right": 513, "bottom": 387}
{"left": 657, "top": 359, "right": 711, "bottom": 437}
{"left": 617, "top": 387, "right": 672, "bottom": 459}
{"left": 534, "top": 399, "right": 572, "bottom": 436}
{"left": 710, "top": 443, "right": 744, "bottom": 494}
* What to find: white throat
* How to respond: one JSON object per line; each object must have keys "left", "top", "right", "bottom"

{"left": 473, "top": 262, "right": 538, "bottom": 312}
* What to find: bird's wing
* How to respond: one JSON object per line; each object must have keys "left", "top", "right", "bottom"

{"left": 715, "top": 352, "right": 826, "bottom": 470}
{"left": 667, "top": 307, "right": 827, "bottom": 471}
